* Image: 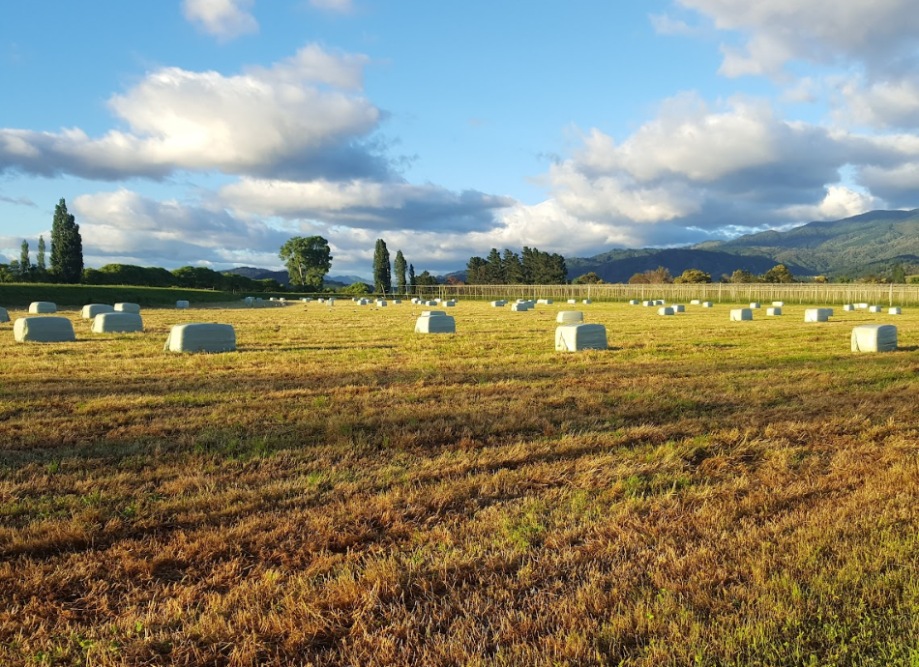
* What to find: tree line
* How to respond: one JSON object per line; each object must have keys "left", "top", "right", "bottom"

{"left": 2, "top": 199, "right": 84, "bottom": 283}
{"left": 465, "top": 247, "right": 567, "bottom": 285}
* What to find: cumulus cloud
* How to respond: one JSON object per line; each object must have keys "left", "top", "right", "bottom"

{"left": 183, "top": 0, "right": 258, "bottom": 40}
{"left": 219, "top": 177, "right": 513, "bottom": 232}
{"left": 779, "top": 185, "right": 881, "bottom": 222}
{"left": 72, "top": 189, "right": 291, "bottom": 268}
{"left": 0, "top": 44, "right": 383, "bottom": 181}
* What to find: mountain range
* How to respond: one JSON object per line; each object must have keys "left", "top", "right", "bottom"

{"left": 568, "top": 209, "right": 919, "bottom": 282}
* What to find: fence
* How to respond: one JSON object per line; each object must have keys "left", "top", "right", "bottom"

{"left": 412, "top": 283, "right": 919, "bottom": 306}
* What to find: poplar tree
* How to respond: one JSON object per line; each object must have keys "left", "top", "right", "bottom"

{"left": 408, "top": 263, "right": 416, "bottom": 295}
{"left": 393, "top": 250, "right": 407, "bottom": 294}
{"left": 50, "top": 198, "right": 84, "bottom": 283}
{"left": 37, "top": 235, "right": 46, "bottom": 272}
{"left": 19, "top": 240, "right": 31, "bottom": 277}
{"left": 373, "top": 239, "right": 392, "bottom": 294}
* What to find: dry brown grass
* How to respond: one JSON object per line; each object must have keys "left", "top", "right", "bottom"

{"left": 1, "top": 299, "right": 918, "bottom": 666}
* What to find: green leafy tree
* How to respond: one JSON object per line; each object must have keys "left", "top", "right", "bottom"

{"left": 36, "top": 235, "right": 46, "bottom": 272}
{"left": 408, "top": 264, "right": 416, "bottom": 294}
{"left": 279, "top": 236, "right": 332, "bottom": 290}
{"left": 502, "top": 249, "right": 523, "bottom": 284}
{"left": 414, "top": 270, "right": 439, "bottom": 287}
{"left": 50, "top": 198, "right": 84, "bottom": 283}
{"left": 373, "top": 239, "right": 392, "bottom": 293}
{"left": 674, "top": 268, "right": 712, "bottom": 284}
{"left": 483, "top": 248, "right": 505, "bottom": 283}
{"left": 891, "top": 263, "right": 907, "bottom": 283}
{"left": 728, "top": 269, "right": 758, "bottom": 283}
{"left": 466, "top": 256, "right": 487, "bottom": 284}
{"left": 393, "top": 250, "right": 407, "bottom": 294}
{"left": 19, "top": 240, "right": 31, "bottom": 279}
{"left": 629, "top": 266, "right": 673, "bottom": 284}
{"left": 761, "top": 264, "right": 794, "bottom": 283}
{"left": 341, "top": 281, "right": 372, "bottom": 295}
{"left": 573, "top": 271, "right": 604, "bottom": 284}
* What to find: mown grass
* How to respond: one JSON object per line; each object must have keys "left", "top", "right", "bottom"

{"left": 1, "top": 299, "right": 918, "bottom": 666}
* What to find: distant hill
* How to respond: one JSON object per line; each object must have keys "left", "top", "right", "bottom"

{"left": 694, "top": 208, "right": 919, "bottom": 277}
{"left": 566, "top": 248, "right": 810, "bottom": 283}
{"left": 223, "top": 267, "right": 370, "bottom": 288}
{"left": 568, "top": 209, "right": 919, "bottom": 281}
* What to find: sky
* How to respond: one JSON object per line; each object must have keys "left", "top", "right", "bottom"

{"left": 2, "top": 1, "right": 919, "bottom": 278}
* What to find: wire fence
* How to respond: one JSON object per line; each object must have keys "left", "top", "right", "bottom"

{"left": 411, "top": 283, "right": 919, "bottom": 306}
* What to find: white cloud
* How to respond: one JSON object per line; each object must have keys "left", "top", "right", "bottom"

{"left": 778, "top": 185, "right": 881, "bottom": 222}
{"left": 0, "top": 45, "right": 383, "bottom": 181}
{"left": 182, "top": 0, "right": 258, "bottom": 41}
{"left": 841, "top": 76, "right": 919, "bottom": 130}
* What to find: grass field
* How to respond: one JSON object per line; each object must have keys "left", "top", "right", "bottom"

{"left": 1, "top": 298, "right": 918, "bottom": 666}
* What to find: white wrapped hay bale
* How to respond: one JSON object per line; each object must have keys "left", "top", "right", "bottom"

{"left": 568, "top": 299, "right": 577, "bottom": 304}
{"left": 555, "top": 324, "right": 607, "bottom": 352}
{"left": 702, "top": 301, "right": 713, "bottom": 308}
{"left": 426, "top": 300, "right": 438, "bottom": 306}
{"left": 868, "top": 305, "right": 882, "bottom": 313}
{"left": 804, "top": 308, "right": 832, "bottom": 322}
{"left": 556, "top": 311, "right": 584, "bottom": 324}
{"left": 114, "top": 302, "right": 140, "bottom": 314}
{"left": 81, "top": 304, "right": 114, "bottom": 319}
{"left": 537, "top": 298, "right": 553, "bottom": 305}
{"left": 658, "top": 306, "right": 675, "bottom": 316}
{"left": 92, "top": 312, "right": 143, "bottom": 333}
{"left": 444, "top": 300, "right": 456, "bottom": 307}
{"left": 629, "top": 299, "right": 640, "bottom": 305}
{"left": 511, "top": 302, "right": 531, "bottom": 312}
{"left": 750, "top": 302, "right": 761, "bottom": 309}
{"left": 642, "top": 300, "right": 654, "bottom": 307}
{"left": 690, "top": 299, "right": 700, "bottom": 305}
{"left": 358, "top": 298, "right": 369, "bottom": 306}
{"left": 0, "top": 306, "right": 9, "bottom": 323}
{"left": 414, "top": 311, "right": 455, "bottom": 334}
{"left": 655, "top": 300, "right": 665, "bottom": 306}
{"left": 766, "top": 307, "right": 782, "bottom": 316}
{"left": 582, "top": 298, "right": 592, "bottom": 304}
{"left": 772, "top": 301, "right": 784, "bottom": 307}
{"left": 164, "top": 323, "right": 236, "bottom": 353}
{"left": 29, "top": 301, "right": 56, "bottom": 314}
{"left": 393, "top": 299, "right": 402, "bottom": 305}
{"left": 851, "top": 324, "right": 897, "bottom": 352}
{"left": 243, "top": 296, "right": 255, "bottom": 306}
{"left": 856, "top": 302, "right": 869, "bottom": 309}
{"left": 376, "top": 299, "right": 388, "bottom": 307}
{"left": 14, "top": 316, "right": 76, "bottom": 343}
{"left": 673, "top": 304, "right": 685, "bottom": 313}
{"left": 176, "top": 300, "right": 190, "bottom": 309}
{"left": 730, "top": 308, "right": 753, "bottom": 321}
{"left": 843, "top": 304, "right": 855, "bottom": 311}
{"left": 889, "top": 307, "right": 902, "bottom": 315}
{"left": 491, "top": 300, "right": 506, "bottom": 307}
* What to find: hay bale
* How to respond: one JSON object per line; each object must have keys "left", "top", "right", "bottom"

{"left": 555, "top": 324, "right": 607, "bottom": 352}
{"left": 851, "top": 324, "right": 897, "bottom": 352}
{"left": 629, "top": 299, "right": 640, "bottom": 305}
{"left": 673, "top": 304, "right": 685, "bottom": 313}
{"left": 114, "top": 302, "right": 140, "bottom": 313}
{"left": 868, "top": 305, "right": 882, "bottom": 313}
{"left": 393, "top": 299, "right": 402, "bottom": 305}
{"left": 804, "top": 308, "right": 832, "bottom": 322}
{"left": 376, "top": 299, "right": 388, "bottom": 307}
{"left": 81, "top": 304, "right": 114, "bottom": 319}
{"left": 164, "top": 323, "right": 236, "bottom": 353}
{"left": 843, "top": 304, "right": 855, "bottom": 311}
{"left": 444, "top": 300, "right": 457, "bottom": 307}
{"left": 537, "top": 299, "right": 553, "bottom": 305}
{"left": 0, "top": 306, "right": 9, "bottom": 323}
{"left": 511, "top": 302, "right": 531, "bottom": 312}
{"left": 690, "top": 299, "right": 700, "bottom": 305}
{"left": 766, "top": 307, "right": 782, "bottom": 316}
{"left": 568, "top": 299, "right": 577, "bottom": 304}
{"left": 582, "top": 298, "right": 592, "bottom": 304}
{"left": 856, "top": 302, "right": 869, "bottom": 309}
{"left": 643, "top": 300, "right": 654, "bottom": 307}
{"left": 658, "top": 306, "right": 675, "bottom": 316}
{"left": 176, "top": 300, "right": 190, "bottom": 309}
{"left": 92, "top": 312, "right": 143, "bottom": 333}
{"left": 889, "top": 307, "right": 902, "bottom": 315}
{"left": 415, "top": 312, "right": 455, "bottom": 334}
{"left": 29, "top": 301, "right": 56, "bottom": 314}
{"left": 730, "top": 308, "right": 753, "bottom": 321}
{"left": 702, "top": 301, "right": 713, "bottom": 308}
{"left": 14, "top": 316, "right": 75, "bottom": 343}
{"left": 491, "top": 300, "right": 506, "bottom": 307}
{"left": 772, "top": 301, "right": 784, "bottom": 307}
{"left": 655, "top": 300, "right": 665, "bottom": 306}
{"left": 556, "top": 311, "right": 584, "bottom": 324}
{"left": 243, "top": 296, "right": 255, "bottom": 306}
{"left": 750, "top": 302, "right": 761, "bottom": 309}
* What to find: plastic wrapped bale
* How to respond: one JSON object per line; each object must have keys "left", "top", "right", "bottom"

{"left": 658, "top": 306, "right": 675, "bottom": 316}
{"left": 655, "top": 300, "right": 665, "bottom": 306}
{"left": 29, "top": 301, "right": 56, "bottom": 314}
{"left": 164, "top": 323, "right": 236, "bottom": 353}
{"left": 358, "top": 298, "right": 369, "bottom": 306}
{"left": 730, "top": 308, "right": 752, "bottom": 321}
{"left": 673, "top": 304, "right": 685, "bottom": 313}
{"left": 868, "top": 305, "right": 882, "bottom": 313}
{"left": 14, "top": 316, "right": 76, "bottom": 343}
{"left": 767, "top": 307, "right": 782, "bottom": 316}
{"left": 889, "top": 307, "right": 902, "bottom": 315}
{"left": 643, "top": 300, "right": 654, "bottom": 307}
{"left": 511, "top": 302, "right": 531, "bottom": 312}
{"left": 0, "top": 306, "right": 9, "bottom": 323}
{"left": 376, "top": 299, "right": 387, "bottom": 307}
{"left": 556, "top": 311, "right": 584, "bottom": 324}
{"left": 114, "top": 302, "right": 140, "bottom": 314}
{"left": 851, "top": 324, "right": 897, "bottom": 352}
{"left": 843, "top": 304, "right": 855, "bottom": 311}
{"left": 92, "top": 312, "right": 143, "bottom": 333}
{"left": 555, "top": 324, "right": 607, "bottom": 352}
{"left": 414, "top": 312, "right": 455, "bottom": 334}
{"left": 176, "top": 300, "right": 190, "bottom": 309}
{"left": 582, "top": 299, "right": 592, "bottom": 305}
{"left": 81, "top": 304, "right": 114, "bottom": 319}
{"left": 444, "top": 300, "right": 457, "bottom": 307}
{"left": 491, "top": 300, "right": 506, "bottom": 307}
{"left": 804, "top": 308, "right": 832, "bottom": 322}
{"left": 629, "top": 299, "right": 640, "bottom": 305}
{"left": 856, "top": 302, "right": 869, "bottom": 309}
{"left": 243, "top": 296, "right": 255, "bottom": 306}
{"left": 568, "top": 299, "right": 577, "bottom": 304}
{"left": 750, "top": 302, "right": 761, "bottom": 309}
{"left": 772, "top": 301, "right": 784, "bottom": 307}
{"left": 690, "top": 299, "right": 700, "bottom": 305}
{"left": 426, "top": 300, "right": 438, "bottom": 306}
{"left": 537, "top": 299, "right": 553, "bottom": 305}
{"left": 702, "top": 301, "right": 713, "bottom": 308}
{"left": 393, "top": 300, "right": 402, "bottom": 305}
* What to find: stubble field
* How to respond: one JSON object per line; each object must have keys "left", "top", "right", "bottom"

{"left": 1, "top": 298, "right": 918, "bottom": 666}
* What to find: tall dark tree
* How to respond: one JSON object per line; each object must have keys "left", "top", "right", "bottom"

{"left": 373, "top": 239, "right": 392, "bottom": 294}
{"left": 50, "top": 198, "right": 83, "bottom": 283}
{"left": 279, "top": 236, "right": 332, "bottom": 290}
{"left": 36, "top": 235, "right": 46, "bottom": 272}
{"left": 393, "top": 250, "right": 407, "bottom": 294}
{"left": 483, "top": 248, "right": 505, "bottom": 283}
{"left": 502, "top": 249, "right": 523, "bottom": 284}
{"left": 19, "top": 240, "right": 31, "bottom": 278}
{"left": 408, "top": 263, "right": 416, "bottom": 294}
{"left": 466, "top": 256, "right": 487, "bottom": 284}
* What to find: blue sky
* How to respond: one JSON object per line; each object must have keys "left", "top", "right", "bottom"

{"left": 2, "top": 0, "right": 919, "bottom": 277}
